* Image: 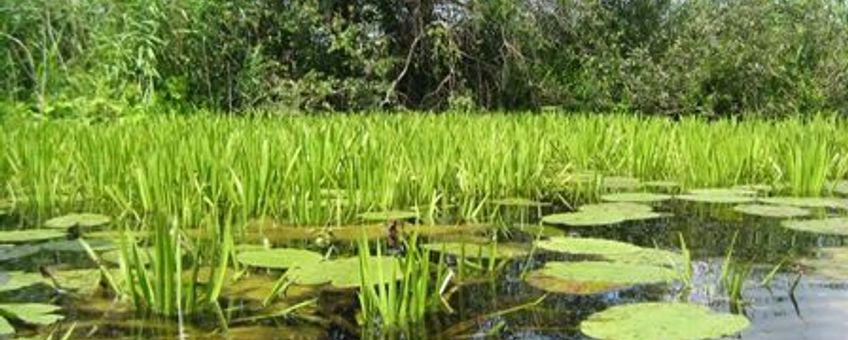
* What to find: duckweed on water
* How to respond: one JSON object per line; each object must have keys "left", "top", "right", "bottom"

{"left": 580, "top": 303, "right": 750, "bottom": 340}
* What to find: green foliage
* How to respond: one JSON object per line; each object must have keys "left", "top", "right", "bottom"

{"left": 3, "top": 0, "right": 848, "bottom": 115}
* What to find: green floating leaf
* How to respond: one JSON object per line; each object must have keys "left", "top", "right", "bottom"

{"left": 0, "top": 316, "right": 12, "bottom": 337}
{"left": 0, "top": 245, "right": 40, "bottom": 262}
{"left": 489, "top": 198, "right": 551, "bottom": 207}
{"left": 601, "top": 192, "right": 673, "bottom": 203}
{"left": 40, "top": 238, "right": 115, "bottom": 252}
{"left": 732, "top": 184, "right": 773, "bottom": 193}
{"left": 421, "top": 242, "right": 530, "bottom": 259}
{"left": 542, "top": 203, "right": 663, "bottom": 227}
{"left": 44, "top": 213, "right": 111, "bottom": 229}
{"left": 237, "top": 248, "right": 323, "bottom": 270}
{"left": 50, "top": 269, "right": 103, "bottom": 295}
{"left": 797, "top": 248, "right": 848, "bottom": 280}
{"left": 602, "top": 247, "right": 684, "bottom": 268}
{"left": 0, "top": 271, "right": 45, "bottom": 293}
{"left": 677, "top": 188, "right": 757, "bottom": 204}
{"left": 0, "top": 303, "right": 63, "bottom": 325}
{"left": 357, "top": 210, "right": 418, "bottom": 222}
{"left": 0, "top": 229, "right": 66, "bottom": 244}
{"left": 535, "top": 237, "right": 643, "bottom": 256}
{"left": 759, "top": 196, "right": 847, "bottom": 209}
{"left": 642, "top": 181, "right": 679, "bottom": 190}
{"left": 525, "top": 261, "right": 676, "bottom": 295}
{"left": 733, "top": 204, "right": 811, "bottom": 218}
{"left": 287, "top": 257, "right": 402, "bottom": 288}
{"left": 782, "top": 217, "right": 848, "bottom": 236}
{"left": 580, "top": 303, "right": 750, "bottom": 340}
{"left": 601, "top": 176, "right": 642, "bottom": 191}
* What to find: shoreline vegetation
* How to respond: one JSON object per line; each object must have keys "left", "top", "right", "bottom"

{"left": 2, "top": 112, "right": 846, "bottom": 226}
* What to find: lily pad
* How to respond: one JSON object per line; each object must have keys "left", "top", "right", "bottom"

{"left": 237, "top": 248, "right": 323, "bottom": 270}
{"left": 44, "top": 213, "right": 111, "bottom": 229}
{"left": 580, "top": 302, "right": 750, "bottom": 340}
{"left": 0, "top": 317, "right": 11, "bottom": 337}
{"left": 782, "top": 217, "right": 848, "bottom": 236}
{"left": 49, "top": 269, "right": 103, "bottom": 294}
{"left": 286, "top": 257, "right": 402, "bottom": 288}
{"left": 542, "top": 203, "right": 663, "bottom": 227}
{"left": 602, "top": 248, "right": 685, "bottom": 268}
{"left": 733, "top": 204, "right": 811, "bottom": 218}
{"left": 0, "top": 303, "right": 63, "bottom": 325}
{"left": 677, "top": 188, "right": 757, "bottom": 204}
{"left": 0, "top": 229, "right": 66, "bottom": 244}
{"left": 759, "top": 196, "right": 847, "bottom": 209}
{"left": 642, "top": 180, "right": 679, "bottom": 190}
{"left": 40, "top": 238, "right": 115, "bottom": 252}
{"left": 535, "top": 237, "right": 643, "bottom": 256}
{"left": 601, "top": 192, "right": 672, "bottom": 203}
{"left": 358, "top": 210, "right": 418, "bottom": 222}
{"left": 733, "top": 184, "right": 773, "bottom": 193}
{"left": 0, "top": 271, "right": 45, "bottom": 293}
{"left": 0, "top": 245, "right": 40, "bottom": 262}
{"left": 489, "top": 198, "right": 551, "bottom": 207}
{"left": 421, "top": 242, "right": 530, "bottom": 259}
{"left": 601, "top": 176, "right": 642, "bottom": 191}
{"left": 525, "top": 261, "right": 676, "bottom": 295}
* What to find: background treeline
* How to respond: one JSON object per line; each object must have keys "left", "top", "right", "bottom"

{"left": 2, "top": 0, "right": 848, "bottom": 117}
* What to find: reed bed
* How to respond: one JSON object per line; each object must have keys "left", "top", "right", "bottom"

{"left": 1, "top": 113, "right": 847, "bottom": 226}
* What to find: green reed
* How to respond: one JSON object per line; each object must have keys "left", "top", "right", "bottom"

{"left": 1, "top": 113, "right": 847, "bottom": 226}
{"left": 357, "top": 233, "right": 448, "bottom": 332}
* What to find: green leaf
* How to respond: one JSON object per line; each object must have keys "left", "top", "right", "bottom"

{"left": 236, "top": 248, "right": 323, "bottom": 269}
{"left": 0, "top": 303, "right": 64, "bottom": 325}
{"left": 421, "top": 242, "right": 529, "bottom": 259}
{"left": 287, "top": 257, "right": 402, "bottom": 288}
{"left": 0, "top": 316, "right": 12, "bottom": 336}
{"left": 0, "top": 245, "right": 40, "bottom": 262}
{"left": 357, "top": 210, "right": 418, "bottom": 222}
{"left": 782, "top": 217, "right": 848, "bottom": 236}
{"left": 677, "top": 188, "right": 757, "bottom": 204}
{"left": 44, "top": 213, "right": 111, "bottom": 229}
{"left": 733, "top": 204, "right": 811, "bottom": 218}
{"left": 535, "top": 237, "right": 643, "bottom": 256}
{"left": 0, "top": 229, "right": 66, "bottom": 244}
{"left": 601, "top": 192, "right": 673, "bottom": 203}
{"left": 0, "top": 271, "right": 45, "bottom": 293}
{"left": 580, "top": 303, "right": 749, "bottom": 340}
{"left": 525, "top": 261, "right": 677, "bottom": 295}
{"left": 759, "top": 196, "right": 847, "bottom": 209}
{"left": 542, "top": 203, "right": 664, "bottom": 227}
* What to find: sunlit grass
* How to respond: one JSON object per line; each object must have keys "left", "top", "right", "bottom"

{"left": 1, "top": 113, "right": 847, "bottom": 226}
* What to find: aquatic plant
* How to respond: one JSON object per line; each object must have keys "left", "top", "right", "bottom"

{"left": 3, "top": 115, "right": 848, "bottom": 226}
{"left": 580, "top": 303, "right": 750, "bottom": 340}
{"left": 0, "top": 303, "right": 64, "bottom": 337}
{"left": 357, "top": 233, "right": 449, "bottom": 332}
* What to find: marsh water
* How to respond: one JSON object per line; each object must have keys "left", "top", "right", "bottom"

{"left": 1, "top": 200, "right": 847, "bottom": 339}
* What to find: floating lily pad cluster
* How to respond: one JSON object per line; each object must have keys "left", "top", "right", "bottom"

{"left": 541, "top": 202, "right": 665, "bottom": 227}
{"left": 421, "top": 242, "right": 530, "bottom": 259}
{"left": 526, "top": 237, "right": 683, "bottom": 295}
{"left": 580, "top": 303, "right": 750, "bottom": 340}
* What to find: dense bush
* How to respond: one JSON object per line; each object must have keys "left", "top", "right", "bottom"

{"left": 2, "top": 0, "right": 847, "bottom": 116}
